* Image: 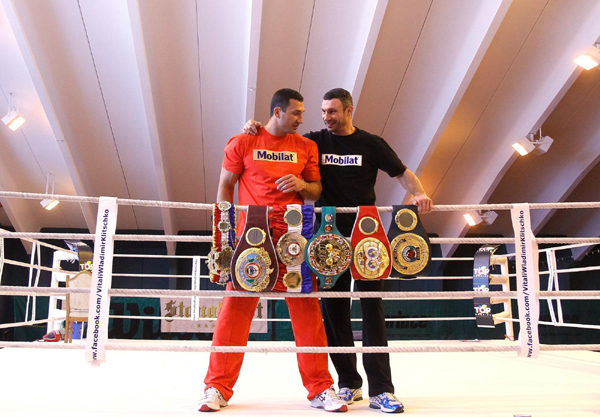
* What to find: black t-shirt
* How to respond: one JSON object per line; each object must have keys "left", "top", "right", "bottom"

{"left": 304, "top": 127, "right": 406, "bottom": 234}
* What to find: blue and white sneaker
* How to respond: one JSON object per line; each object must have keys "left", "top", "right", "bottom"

{"left": 337, "top": 387, "right": 363, "bottom": 404}
{"left": 369, "top": 392, "right": 404, "bottom": 413}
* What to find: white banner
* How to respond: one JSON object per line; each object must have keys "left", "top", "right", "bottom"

{"left": 160, "top": 297, "right": 267, "bottom": 333}
{"left": 191, "top": 257, "right": 201, "bottom": 321}
{"left": 86, "top": 197, "right": 118, "bottom": 365}
{"left": 510, "top": 203, "right": 540, "bottom": 358}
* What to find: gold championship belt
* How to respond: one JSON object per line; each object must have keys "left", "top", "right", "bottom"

{"left": 305, "top": 206, "right": 352, "bottom": 289}
{"left": 231, "top": 205, "right": 278, "bottom": 292}
{"left": 350, "top": 206, "right": 392, "bottom": 280}
{"left": 272, "top": 204, "right": 314, "bottom": 293}
{"left": 276, "top": 206, "right": 307, "bottom": 268}
{"left": 386, "top": 205, "right": 431, "bottom": 278}
{"left": 206, "top": 201, "right": 236, "bottom": 285}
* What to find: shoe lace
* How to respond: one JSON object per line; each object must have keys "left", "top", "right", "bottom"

{"left": 327, "top": 388, "right": 344, "bottom": 402}
{"left": 382, "top": 393, "right": 400, "bottom": 403}
{"left": 202, "top": 388, "right": 219, "bottom": 401}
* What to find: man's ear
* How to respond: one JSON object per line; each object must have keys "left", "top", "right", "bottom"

{"left": 346, "top": 105, "right": 354, "bottom": 118}
{"left": 273, "top": 107, "right": 282, "bottom": 119}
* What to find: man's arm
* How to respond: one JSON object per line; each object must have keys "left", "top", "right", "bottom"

{"left": 395, "top": 169, "right": 433, "bottom": 214}
{"left": 275, "top": 175, "right": 322, "bottom": 201}
{"left": 216, "top": 167, "right": 240, "bottom": 203}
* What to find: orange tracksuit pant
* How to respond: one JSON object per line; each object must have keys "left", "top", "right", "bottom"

{"left": 203, "top": 284, "right": 333, "bottom": 401}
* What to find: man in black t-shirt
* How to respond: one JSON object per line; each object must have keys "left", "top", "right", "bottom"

{"left": 243, "top": 88, "right": 432, "bottom": 414}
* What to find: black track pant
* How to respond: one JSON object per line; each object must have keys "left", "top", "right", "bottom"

{"left": 320, "top": 270, "right": 394, "bottom": 397}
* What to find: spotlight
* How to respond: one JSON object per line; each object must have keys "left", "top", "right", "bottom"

{"left": 512, "top": 137, "right": 535, "bottom": 156}
{"left": 574, "top": 45, "right": 600, "bottom": 70}
{"left": 40, "top": 199, "right": 60, "bottom": 210}
{"left": 40, "top": 173, "right": 59, "bottom": 211}
{"left": 2, "top": 93, "right": 25, "bottom": 131}
{"left": 464, "top": 212, "right": 481, "bottom": 226}
{"left": 2, "top": 108, "right": 25, "bottom": 131}
{"left": 531, "top": 135, "right": 554, "bottom": 155}
{"left": 464, "top": 210, "right": 497, "bottom": 226}
{"left": 513, "top": 131, "right": 554, "bottom": 156}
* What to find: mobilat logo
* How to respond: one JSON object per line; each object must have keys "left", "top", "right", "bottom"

{"left": 253, "top": 149, "right": 297, "bottom": 163}
{"left": 322, "top": 154, "right": 362, "bottom": 166}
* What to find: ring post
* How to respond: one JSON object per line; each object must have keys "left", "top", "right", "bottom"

{"left": 86, "top": 197, "right": 118, "bottom": 366}
{"left": 510, "top": 203, "right": 540, "bottom": 358}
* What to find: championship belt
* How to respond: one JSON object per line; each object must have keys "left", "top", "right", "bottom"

{"left": 272, "top": 204, "right": 314, "bottom": 293}
{"left": 305, "top": 206, "right": 352, "bottom": 289}
{"left": 350, "top": 206, "right": 392, "bottom": 280}
{"left": 206, "top": 201, "right": 236, "bottom": 285}
{"left": 231, "top": 205, "right": 278, "bottom": 292}
{"left": 387, "top": 205, "right": 431, "bottom": 279}
{"left": 472, "top": 245, "right": 498, "bottom": 328}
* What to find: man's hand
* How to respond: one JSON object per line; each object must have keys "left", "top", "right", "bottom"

{"left": 410, "top": 193, "right": 433, "bottom": 214}
{"left": 275, "top": 175, "right": 322, "bottom": 201}
{"left": 275, "top": 174, "right": 306, "bottom": 193}
{"left": 396, "top": 169, "right": 433, "bottom": 214}
{"left": 243, "top": 120, "right": 262, "bottom": 135}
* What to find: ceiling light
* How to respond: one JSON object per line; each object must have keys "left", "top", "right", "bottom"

{"left": 512, "top": 137, "right": 535, "bottom": 156}
{"left": 531, "top": 135, "right": 554, "bottom": 155}
{"left": 513, "top": 131, "right": 554, "bottom": 156}
{"left": 464, "top": 210, "right": 497, "bottom": 226}
{"left": 2, "top": 93, "right": 25, "bottom": 131}
{"left": 40, "top": 199, "right": 60, "bottom": 210}
{"left": 464, "top": 212, "right": 480, "bottom": 227}
{"left": 2, "top": 109, "right": 25, "bottom": 131}
{"left": 574, "top": 45, "right": 600, "bottom": 70}
{"left": 41, "top": 173, "right": 59, "bottom": 211}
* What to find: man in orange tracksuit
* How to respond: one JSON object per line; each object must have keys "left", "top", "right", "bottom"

{"left": 198, "top": 88, "right": 347, "bottom": 413}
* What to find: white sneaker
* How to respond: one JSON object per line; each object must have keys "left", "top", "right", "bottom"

{"left": 369, "top": 392, "right": 404, "bottom": 413}
{"left": 337, "top": 387, "right": 363, "bottom": 404}
{"left": 310, "top": 386, "right": 348, "bottom": 412}
{"left": 198, "top": 387, "right": 228, "bottom": 412}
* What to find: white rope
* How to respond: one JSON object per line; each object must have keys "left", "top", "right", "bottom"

{"left": 0, "top": 226, "right": 77, "bottom": 255}
{"left": 112, "top": 273, "right": 194, "bottom": 279}
{"left": 3, "top": 258, "right": 67, "bottom": 274}
{"left": 3, "top": 231, "right": 600, "bottom": 246}
{"left": 1, "top": 191, "right": 600, "bottom": 212}
{"left": 496, "top": 317, "right": 600, "bottom": 330}
{"left": 0, "top": 341, "right": 599, "bottom": 353}
{"left": 2, "top": 285, "right": 599, "bottom": 300}
{"left": 0, "top": 318, "right": 61, "bottom": 329}
{"left": 107, "top": 315, "right": 476, "bottom": 322}
{"left": 114, "top": 254, "right": 202, "bottom": 259}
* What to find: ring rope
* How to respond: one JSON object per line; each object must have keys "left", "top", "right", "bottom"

{"left": 2, "top": 231, "right": 600, "bottom": 246}
{"left": 0, "top": 226, "right": 77, "bottom": 255}
{"left": 114, "top": 254, "right": 198, "bottom": 259}
{"left": 3, "top": 258, "right": 68, "bottom": 274}
{"left": 106, "top": 315, "right": 477, "bottom": 322}
{"left": 496, "top": 317, "right": 600, "bottom": 330}
{"left": 0, "top": 341, "right": 599, "bottom": 354}
{"left": 1, "top": 286, "right": 599, "bottom": 300}
{"left": 0, "top": 318, "right": 60, "bottom": 329}
{"left": 1, "top": 191, "right": 600, "bottom": 212}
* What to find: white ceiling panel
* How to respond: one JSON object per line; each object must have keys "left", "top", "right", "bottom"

{"left": 0, "top": 0, "right": 599, "bottom": 257}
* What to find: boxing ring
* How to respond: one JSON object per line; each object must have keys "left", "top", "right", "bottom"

{"left": 0, "top": 191, "right": 599, "bottom": 416}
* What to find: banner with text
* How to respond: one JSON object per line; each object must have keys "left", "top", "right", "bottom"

{"left": 510, "top": 203, "right": 540, "bottom": 358}
{"left": 85, "top": 197, "right": 118, "bottom": 365}
{"left": 160, "top": 297, "right": 267, "bottom": 333}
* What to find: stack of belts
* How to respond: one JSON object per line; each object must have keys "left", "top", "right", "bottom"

{"left": 0, "top": 191, "right": 599, "bottom": 362}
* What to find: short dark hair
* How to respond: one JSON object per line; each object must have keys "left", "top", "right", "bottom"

{"left": 270, "top": 88, "right": 304, "bottom": 116}
{"left": 323, "top": 88, "right": 353, "bottom": 110}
